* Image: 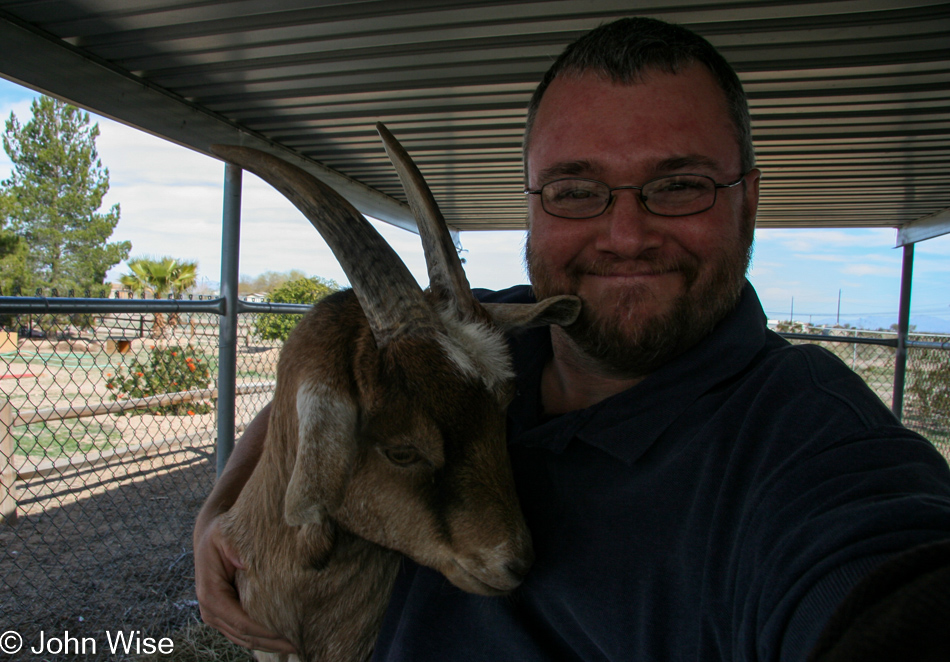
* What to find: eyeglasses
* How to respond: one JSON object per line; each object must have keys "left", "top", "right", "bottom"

{"left": 524, "top": 173, "right": 748, "bottom": 219}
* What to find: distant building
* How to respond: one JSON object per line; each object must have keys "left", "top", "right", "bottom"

{"left": 110, "top": 283, "right": 134, "bottom": 299}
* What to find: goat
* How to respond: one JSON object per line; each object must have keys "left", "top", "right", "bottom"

{"left": 212, "top": 124, "right": 580, "bottom": 662}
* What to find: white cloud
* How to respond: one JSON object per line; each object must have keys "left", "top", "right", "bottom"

{"left": 458, "top": 230, "right": 528, "bottom": 290}
{"left": 916, "top": 233, "right": 950, "bottom": 255}
{"left": 841, "top": 263, "right": 900, "bottom": 277}
{"left": 755, "top": 227, "right": 897, "bottom": 252}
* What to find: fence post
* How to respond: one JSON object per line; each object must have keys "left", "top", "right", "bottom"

{"left": 892, "top": 243, "right": 914, "bottom": 420}
{"left": 1, "top": 401, "right": 18, "bottom": 525}
{"left": 217, "top": 162, "right": 242, "bottom": 477}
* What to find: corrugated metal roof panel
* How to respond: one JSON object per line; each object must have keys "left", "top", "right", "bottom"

{"left": 0, "top": 0, "right": 948, "bottom": 232}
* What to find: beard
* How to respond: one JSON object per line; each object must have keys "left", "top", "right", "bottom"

{"left": 525, "top": 210, "right": 754, "bottom": 379}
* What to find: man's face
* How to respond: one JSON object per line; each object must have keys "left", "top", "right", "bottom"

{"left": 525, "top": 64, "right": 760, "bottom": 375}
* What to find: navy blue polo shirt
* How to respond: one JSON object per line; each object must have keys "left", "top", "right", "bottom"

{"left": 372, "top": 283, "right": 950, "bottom": 662}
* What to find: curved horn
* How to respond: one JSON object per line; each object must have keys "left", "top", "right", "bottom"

{"left": 375, "top": 123, "right": 480, "bottom": 322}
{"left": 210, "top": 144, "right": 438, "bottom": 346}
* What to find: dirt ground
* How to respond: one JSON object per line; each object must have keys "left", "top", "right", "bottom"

{"left": 1, "top": 437, "right": 217, "bottom": 661}
{"left": 0, "top": 316, "right": 282, "bottom": 662}
{"left": 0, "top": 332, "right": 277, "bottom": 662}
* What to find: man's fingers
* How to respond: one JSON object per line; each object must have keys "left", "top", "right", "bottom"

{"left": 197, "top": 570, "right": 298, "bottom": 654}
{"left": 202, "top": 605, "right": 298, "bottom": 654}
{"left": 194, "top": 517, "right": 297, "bottom": 655}
{"left": 221, "top": 543, "right": 246, "bottom": 571}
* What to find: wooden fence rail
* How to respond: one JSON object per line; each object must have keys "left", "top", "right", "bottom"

{"left": 1, "top": 402, "right": 15, "bottom": 525}
{"left": 0, "top": 381, "right": 275, "bottom": 525}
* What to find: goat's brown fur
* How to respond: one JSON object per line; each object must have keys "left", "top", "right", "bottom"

{"left": 220, "top": 290, "right": 540, "bottom": 661}
{"left": 213, "top": 130, "right": 579, "bottom": 662}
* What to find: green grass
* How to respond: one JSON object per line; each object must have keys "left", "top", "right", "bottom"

{"left": 7, "top": 349, "right": 116, "bottom": 370}
{"left": 15, "top": 418, "right": 121, "bottom": 458}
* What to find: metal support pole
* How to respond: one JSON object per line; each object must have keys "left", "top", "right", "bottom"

{"left": 216, "top": 163, "right": 242, "bottom": 477}
{"left": 891, "top": 243, "right": 914, "bottom": 420}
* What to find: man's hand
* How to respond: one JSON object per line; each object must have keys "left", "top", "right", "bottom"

{"left": 193, "top": 514, "right": 297, "bottom": 654}
{"left": 808, "top": 540, "right": 950, "bottom": 662}
{"left": 192, "top": 403, "right": 296, "bottom": 654}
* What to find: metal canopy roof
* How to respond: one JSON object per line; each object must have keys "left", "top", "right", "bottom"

{"left": 0, "top": 0, "right": 949, "bottom": 241}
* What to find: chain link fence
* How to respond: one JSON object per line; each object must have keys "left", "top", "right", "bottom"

{"left": 776, "top": 326, "right": 950, "bottom": 458}
{"left": 0, "top": 297, "right": 946, "bottom": 660}
{"left": 903, "top": 340, "right": 950, "bottom": 453}
{"left": 0, "top": 300, "right": 287, "bottom": 660}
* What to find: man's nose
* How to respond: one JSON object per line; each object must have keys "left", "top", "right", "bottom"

{"left": 595, "top": 189, "right": 663, "bottom": 254}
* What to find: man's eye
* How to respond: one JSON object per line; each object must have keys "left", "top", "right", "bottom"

{"left": 558, "top": 188, "right": 593, "bottom": 200}
{"left": 659, "top": 181, "right": 696, "bottom": 192}
{"left": 547, "top": 182, "right": 603, "bottom": 202}
{"left": 654, "top": 177, "right": 708, "bottom": 193}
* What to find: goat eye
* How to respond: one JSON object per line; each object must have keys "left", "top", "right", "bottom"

{"left": 383, "top": 446, "right": 423, "bottom": 466}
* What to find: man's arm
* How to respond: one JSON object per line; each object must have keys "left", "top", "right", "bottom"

{"left": 808, "top": 539, "right": 950, "bottom": 662}
{"left": 193, "top": 403, "right": 297, "bottom": 654}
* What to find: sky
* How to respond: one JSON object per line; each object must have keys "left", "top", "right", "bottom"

{"left": 2, "top": 77, "right": 949, "bottom": 332}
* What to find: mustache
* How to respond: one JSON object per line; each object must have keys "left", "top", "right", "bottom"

{"left": 568, "top": 253, "right": 700, "bottom": 286}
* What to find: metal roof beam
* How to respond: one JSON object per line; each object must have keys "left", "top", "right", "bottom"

{"left": 896, "top": 207, "right": 950, "bottom": 246}
{"left": 0, "top": 14, "right": 422, "bottom": 235}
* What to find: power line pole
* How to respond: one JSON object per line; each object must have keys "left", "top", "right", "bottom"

{"left": 837, "top": 289, "right": 841, "bottom": 326}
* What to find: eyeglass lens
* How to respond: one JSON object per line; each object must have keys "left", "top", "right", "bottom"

{"left": 541, "top": 175, "right": 717, "bottom": 218}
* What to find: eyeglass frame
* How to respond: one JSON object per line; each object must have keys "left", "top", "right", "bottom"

{"left": 524, "top": 172, "right": 750, "bottom": 219}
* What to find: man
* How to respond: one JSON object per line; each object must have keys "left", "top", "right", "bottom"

{"left": 195, "top": 17, "right": 950, "bottom": 660}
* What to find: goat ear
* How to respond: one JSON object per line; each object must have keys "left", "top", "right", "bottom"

{"left": 284, "top": 381, "right": 359, "bottom": 527}
{"left": 483, "top": 294, "right": 582, "bottom": 333}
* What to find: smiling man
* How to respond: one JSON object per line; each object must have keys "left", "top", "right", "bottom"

{"left": 523, "top": 60, "right": 760, "bottom": 411}
{"left": 195, "top": 17, "right": 950, "bottom": 661}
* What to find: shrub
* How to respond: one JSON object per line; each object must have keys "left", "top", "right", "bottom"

{"left": 106, "top": 345, "right": 214, "bottom": 415}
{"left": 253, "top": 276, "right": 339, "bottom": 342}
{"left": 906, "top": 349, "right": 950, "bottom": 447}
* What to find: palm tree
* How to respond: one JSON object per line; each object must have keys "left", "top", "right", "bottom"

{"left": 119, "top": 256, "right": 199, "bottom": 335}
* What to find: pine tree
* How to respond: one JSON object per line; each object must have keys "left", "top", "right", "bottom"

{"left": 0, "top": 179, "right": 25, "bottom": 295}
{"left": 0, "top": 96, "right": 130, "bottom": 295}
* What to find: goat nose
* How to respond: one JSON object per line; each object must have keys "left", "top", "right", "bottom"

{"left": 505, "top": 556, "right": 533, "bottom": 583}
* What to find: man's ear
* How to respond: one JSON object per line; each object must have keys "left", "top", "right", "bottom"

{"left": 744, "top": 168, "right": 761, "bottom": 216}
{"left": 284, "top": 381, "right": 359, "bottom": 527}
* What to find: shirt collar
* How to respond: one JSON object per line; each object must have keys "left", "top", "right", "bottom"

{"left": 508, "top": 281, "right": 768, "bottom": 463}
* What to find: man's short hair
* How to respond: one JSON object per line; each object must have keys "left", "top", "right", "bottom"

{"left": 523, "top": 17, "right": 755, "bottom": 180}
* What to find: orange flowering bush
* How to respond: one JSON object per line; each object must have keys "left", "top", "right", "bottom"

{"left": 106, "top": 345, "right": 214, "bottom": 415}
